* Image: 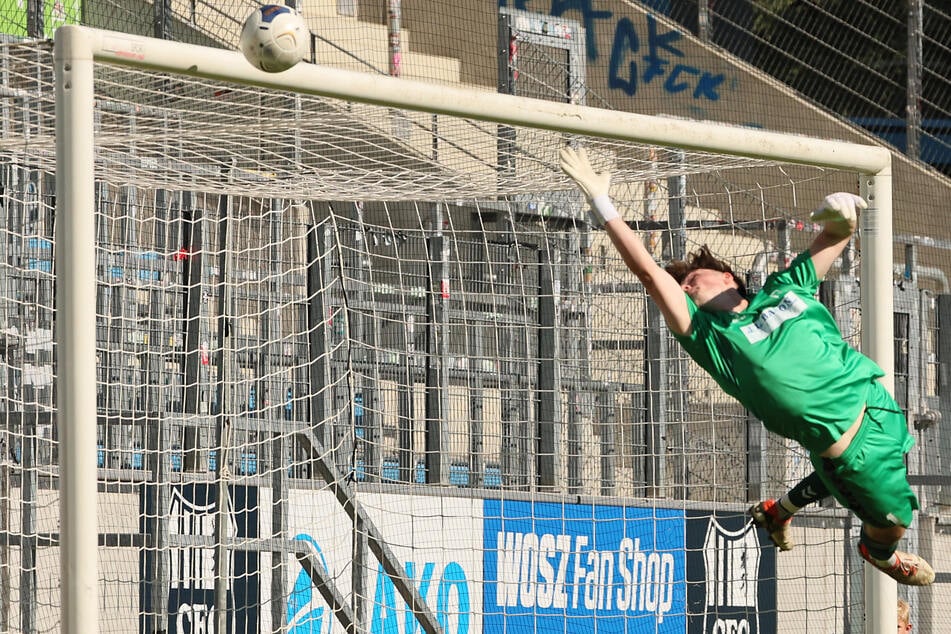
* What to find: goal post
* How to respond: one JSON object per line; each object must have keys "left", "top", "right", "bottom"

{"left": 54, "top": 24, "right": 99, "bottom": 634}
{"left": 49, "top": 24, "right": 899, "bottom": 634}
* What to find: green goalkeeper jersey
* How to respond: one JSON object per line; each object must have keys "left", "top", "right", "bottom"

{"left": 673, "top": 250, "right": 885, "bottom": 454}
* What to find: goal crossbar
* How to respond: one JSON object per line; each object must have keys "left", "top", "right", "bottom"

{"left": 52, "top": 24, "right": 897, "bottom": 634}
{"left": 58, "top": 26, "right": 891, "bottom": 174}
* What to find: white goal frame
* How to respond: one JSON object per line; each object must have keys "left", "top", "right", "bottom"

{"left": 53, "top": 24, "right": 896, "bottom": 634}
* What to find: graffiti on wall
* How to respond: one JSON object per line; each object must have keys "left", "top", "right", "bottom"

{"left": 499, "top": 0, "right": 729, "bottom": 103}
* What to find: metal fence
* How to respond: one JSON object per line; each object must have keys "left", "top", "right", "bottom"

{"left": 666, "top": 0, "right": 951, "bottom": 176}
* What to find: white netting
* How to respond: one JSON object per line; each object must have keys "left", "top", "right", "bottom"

{"left": 0, "top": 38, "right": 887, "bottom": 634}
{"left": 1, "top": 41, "right": 790, "bottom": 203}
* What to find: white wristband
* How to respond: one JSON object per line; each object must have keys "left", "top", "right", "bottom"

{"left": 591, "top": 194, "right": 620, "bottom": 225}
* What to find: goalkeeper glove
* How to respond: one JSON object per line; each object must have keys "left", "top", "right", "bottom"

{"left": 560, "top": 146, "right": 619, "bottom": 225}
{"left": 809, "top": 192, "right": 867, "bottom": 236}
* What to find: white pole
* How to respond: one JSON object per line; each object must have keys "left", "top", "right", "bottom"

{"left": 387, "top": 0, "right": 401, "bottom": 78}
{"left": 860, "top": 170, "right": 896, "bottom": 634}
{"left": 54, "top": 26, "right": 99, "bottom": 634}
{"left": 65, "top": 25, "right": 892, "bottom": 174}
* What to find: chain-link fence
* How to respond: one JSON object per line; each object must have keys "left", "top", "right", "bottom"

{"left": 665, "top": 0, "right": 951, "bottom": 176}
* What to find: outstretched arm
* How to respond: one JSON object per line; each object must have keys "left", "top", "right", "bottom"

{"left": 560, "top": 147, "right": 692, "bottom": 335}
{"left": 808, "top": 192, "right": 867, "bottom": 279}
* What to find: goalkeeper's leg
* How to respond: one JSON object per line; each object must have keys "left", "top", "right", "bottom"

{"left": 749, "top": 471, "right": 829, "bottom": 551}
{"left": 859, "top": 524, "right": 935, "bottom": 586}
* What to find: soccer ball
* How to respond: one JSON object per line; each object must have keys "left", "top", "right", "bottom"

{"left": 239, "top": 5, "right": 309, "bottom": 73}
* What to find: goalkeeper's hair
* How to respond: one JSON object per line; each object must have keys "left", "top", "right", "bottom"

{"left": 665, "top": 245, "right": 748, "bottom": 298}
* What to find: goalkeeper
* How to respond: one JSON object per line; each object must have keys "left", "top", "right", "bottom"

{"left": 560, "top": 146, "right": 934, "bottom": 586}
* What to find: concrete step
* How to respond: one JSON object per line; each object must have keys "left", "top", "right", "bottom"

{"left": 301, "top": 0, "right": 343, "bottom": 19}
{"left": 303, "top": 9, "right": 461, "bottom": 84}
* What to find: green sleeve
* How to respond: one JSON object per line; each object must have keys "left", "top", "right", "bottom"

{"left": 763, "top": 250, "right": 820, "bottom": 296}
{"left": 672, "top": 294, "right": 714, "bottom": 367}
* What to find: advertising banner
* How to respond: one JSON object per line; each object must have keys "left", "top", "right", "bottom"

{"left": 285, "top": 491, "right": 483, "bottom": 634}
{"left": 483, "top": 499, "right": 776, "bottom": 633}
{"left": 483, "top": 499, "right": 687, "bottom": 632}
{"left": 140, "top": 483, "right": 260, "bottom": 634}
{"left": 145, "top": 487, "right": 776, "bottom": 633}
{"left": 686, "top": 510, "right": 777, "bottom": 634}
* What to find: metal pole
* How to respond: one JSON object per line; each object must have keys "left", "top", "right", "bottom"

{"left": 469, "top": 325, "right": 484, "bottom": 488}
{"left": 54, "top": 25, "right": 100, "bottom": 634}
{"left": 598, "top": 387, "right": 617, "bottom": 496}
{"left": 536, "top": 247, "right": 561, "bottom": 490}
{"left": 306, "top": 221, "right": 332, "bottom": 452}
{"left": 645, "top": 303, "right": 669, "bottom": 498}
{"left": 180, "top": 197, "right": 205, "bottom": 472}
{"left": 938, "top": 294, "right": 951, "bottom": 507}
{"left": 906, "top": 0, "right": 923, "bottom": 161}
{"left": 212, "top": 193, "right": 234, "bottom": 634}
{"left": 26, "top": 0, "right": 43, "bottom": 38}
{"left": 697, "top": 0, "right": 711, "bottom": 42}
{"left": 667, "top": 154, "right": 687, "bottom": 261}
{"left": 424, "top": 204, "right": 449, "bottom": 484}
{"left": 398, "top": 314, "right": 415, "bottom": 482}
{"left": 21, "top": 416, "right": 36, "bottom": 634}
{"left": 153, "top": 0, "right": 172, "bottom": 40}
{"left": 387, "top": 0, "right": 401, "bottom": 78}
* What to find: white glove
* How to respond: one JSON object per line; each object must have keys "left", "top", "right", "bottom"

{"left": 809, "top": 192, "right": 867, "bottom": 236}
{"left": 559, "top": 146, "right": 619, "bottom": 225}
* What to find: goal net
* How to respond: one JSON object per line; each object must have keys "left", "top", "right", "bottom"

{"left": 1, "top": 27, "right": 893, "bottom": 634}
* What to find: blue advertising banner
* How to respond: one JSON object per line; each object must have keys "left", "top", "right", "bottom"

{"left": 483, "top": 499, "right": 687, "bottom": 633}
{"left": 484, "top": 500, "right": 777, "bottom": 633}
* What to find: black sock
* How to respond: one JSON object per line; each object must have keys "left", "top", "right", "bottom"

{"left": 859, "top": 527, "right": 898, "bottom": 562}
{"left": 785, "top": 472, "right": 830, "bottom": 510}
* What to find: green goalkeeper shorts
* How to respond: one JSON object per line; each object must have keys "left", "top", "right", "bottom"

{"left": 810, "top": 380, "right": 918, "bottom": 528}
